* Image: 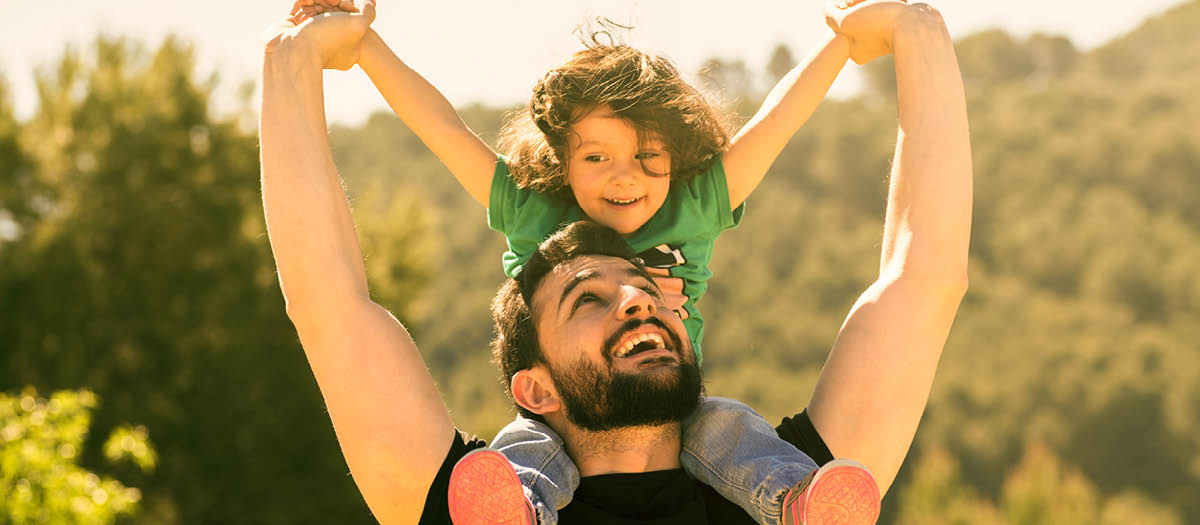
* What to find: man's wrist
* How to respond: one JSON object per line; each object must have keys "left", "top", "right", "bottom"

{"left": 264, "top": 32, "right": 324, "bottom": 77}
{"left": 891, "top": 4, "right": 949, "bottom": 47}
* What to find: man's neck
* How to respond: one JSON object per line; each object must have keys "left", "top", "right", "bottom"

{"left": 559, "top": 423, "right": 683, "bottom": 477}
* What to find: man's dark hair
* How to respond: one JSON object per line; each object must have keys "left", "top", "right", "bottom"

{"left": 490, "top": 221, "right": 648, "bottom": 420}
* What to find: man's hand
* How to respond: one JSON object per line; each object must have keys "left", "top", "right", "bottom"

{"left": 825, "top": 0, "right": 910, "bottom": 64}
{"left": 265, "top": 0, "right": 376, "bottom": 71}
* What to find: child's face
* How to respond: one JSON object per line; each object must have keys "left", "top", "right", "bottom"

{"left": 565, "top": 105, "right": 671, "bottom": 236}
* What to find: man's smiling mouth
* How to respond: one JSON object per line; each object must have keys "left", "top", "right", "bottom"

{"left": 615, "top": 332, "right": 667, "bottom": 358}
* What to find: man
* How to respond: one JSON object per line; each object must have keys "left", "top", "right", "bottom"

{"left": 258, "top": 0, "right": 971, "bottom": 523}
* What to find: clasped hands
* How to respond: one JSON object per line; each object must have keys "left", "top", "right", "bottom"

{"left": 263, "top": 0, "right": 376, "bottom": 71}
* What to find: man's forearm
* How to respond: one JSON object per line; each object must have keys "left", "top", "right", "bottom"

{"left": 260, "top": 42, "right": 370, "bottom": 311}
{"left": 879, "top": 5, "right": 972, "bottom": 283}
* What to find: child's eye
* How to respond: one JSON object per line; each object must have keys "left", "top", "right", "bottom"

{"left": 583, "top": 153, "right": 608, "bottom": 163}
{"left": 635, "top": 151, "right": 661, "bottom": 160}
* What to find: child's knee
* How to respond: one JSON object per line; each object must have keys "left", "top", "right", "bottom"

{"left": 685, "top": 396, "right": 767, "bottom": 433}
{"left": 699, "top": 396, "right": 761, "bottom": 418}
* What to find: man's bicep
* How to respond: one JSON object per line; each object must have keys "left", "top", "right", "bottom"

{"left": 290, "top": 297, "right": 456, "bottom": 523}
{"left": 806, "top": 276, "right": 964, "bottom": 494}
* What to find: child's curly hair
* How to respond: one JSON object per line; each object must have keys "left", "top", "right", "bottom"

{"left": 498, "top": 29, "right": 731, "bottom": 200}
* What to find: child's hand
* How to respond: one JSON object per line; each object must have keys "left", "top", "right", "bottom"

{"left": 646, "top": 267, "right": 690, "bottom": 320}
{"left": 825, "top": 0, "right": 910, "bottom": 64}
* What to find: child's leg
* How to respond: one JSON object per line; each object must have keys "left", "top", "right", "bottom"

{"left": 680, "top": 397, "right": 820, "bottom": 525}
{"left": 490, "top": 415, "right": 580, "bottom": 525}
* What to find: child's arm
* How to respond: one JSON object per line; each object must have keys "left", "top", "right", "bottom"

{"left": 722, "top": 3, "right": 877, "bottom": 209}
{"left": 356, "top": 30, "right": 497, "bottom": 206}
{"left": 293, "top": 1, "right": 495, "bottom": 206}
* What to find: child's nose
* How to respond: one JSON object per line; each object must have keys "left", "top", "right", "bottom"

{"left": 611, "top": 160, "right": 640, "bottom": 185}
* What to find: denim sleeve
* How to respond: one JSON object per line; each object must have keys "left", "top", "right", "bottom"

{"left": 419, "top": 429, "right": 489, "bottom": 525}
{"left": 775, "top": 409, "right": 834, "bottom": 466}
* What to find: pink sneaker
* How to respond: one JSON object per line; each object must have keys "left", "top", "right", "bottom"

{"left": 447, "top": 448, "right": 537, "bottom": 525}
{"left": 781, "top": 459, "right": 881, "bottom": 525}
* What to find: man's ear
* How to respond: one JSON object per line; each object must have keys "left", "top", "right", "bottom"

{"left": 511, "top": 368, "right": 562, "bottom": 416}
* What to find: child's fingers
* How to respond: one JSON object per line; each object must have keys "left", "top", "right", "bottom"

{"left": 664, "top": 291, "right": 688, "bottom": 319}
{"left": 644, "top": 267, "right": 671, "bottom": 277}
{"left": 652, "top": 275, "right": 684, "bottom": 294}
{"left": 650, "top": 275, "right": 688, "bottom": 318}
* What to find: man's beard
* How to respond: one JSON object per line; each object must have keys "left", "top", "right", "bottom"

{"left": 547, "top": 320, "right": 703, "bottom": 432}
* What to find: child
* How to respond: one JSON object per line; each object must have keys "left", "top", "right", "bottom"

{"left": 291, "top": 2, "right": 881, "bottom": 524}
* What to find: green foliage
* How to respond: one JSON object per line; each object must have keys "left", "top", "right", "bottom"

{"left": 1, "top": 388, "right": 152, "bottom": 524}
{"left": 896, "top": 443, "right": 1182, "bottom": 525}
{"left": 894, "top": 447, "right": 1003, "bottom": 525}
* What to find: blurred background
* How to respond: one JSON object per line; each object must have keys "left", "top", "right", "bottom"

{"left": 2, "top": 1, "right": 1198, "bottom": 523}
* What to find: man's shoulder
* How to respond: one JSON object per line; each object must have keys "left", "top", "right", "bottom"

{"left": 418, "top": 430, "right": 487, "bottom": 525}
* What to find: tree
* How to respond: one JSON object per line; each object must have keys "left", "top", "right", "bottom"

{"left": 765, "top": 43, "right": 796, "bottom": 86}
{"left": 1, "top": 388, "right": 154, "bottom": 524}
{"left": 0, "top": 76, "right": 39, "bottom": 243}
{"left": 895, "top": 444, "right": 1182, "bottom": 525}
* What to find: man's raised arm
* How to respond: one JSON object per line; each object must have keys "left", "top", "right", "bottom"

{"left": 259, "top": 5, "right": 453, "bottom": 521}
{"left": 808, "top": 2, "right": 973, "bottom": 495}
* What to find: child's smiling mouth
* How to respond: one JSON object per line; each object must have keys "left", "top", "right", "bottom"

{"left": 604, "top": 196, "right": 644, "bottom": 207}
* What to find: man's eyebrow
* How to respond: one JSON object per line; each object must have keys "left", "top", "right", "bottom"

{"left": 557, "top": 265, "right": 659, "bottom": 311}
{"left": 626, "top": 266, "right": 656, "bottom": 289}
{"left": 558, "top": 269, "right": 600, "bottom": 311}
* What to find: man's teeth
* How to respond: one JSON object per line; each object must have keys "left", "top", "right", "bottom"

{"left": 616, "top": 333, "right": 666, "bottom": 357}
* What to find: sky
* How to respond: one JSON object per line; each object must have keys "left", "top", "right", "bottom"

{"left": 0, "top": 0, "right": 1188, "bottom": 126}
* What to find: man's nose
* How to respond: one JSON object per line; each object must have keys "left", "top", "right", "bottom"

{"left": 616, "top": 285, "right": 657, "bottom": 319}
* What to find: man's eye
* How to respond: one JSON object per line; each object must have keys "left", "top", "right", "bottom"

{"left": 641, "top": 285, "right": 662, "bottom": 298}
{"left": 574, "top": 292, "right": 601, "bottom": 310}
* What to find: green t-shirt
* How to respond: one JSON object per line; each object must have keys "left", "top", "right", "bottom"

{"left": 487, "top": 156, "right": 744, "bottom": 363}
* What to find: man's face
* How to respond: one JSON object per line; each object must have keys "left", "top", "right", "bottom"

{"left": 530, "top": 255, "right": 701, "bottom": 430}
